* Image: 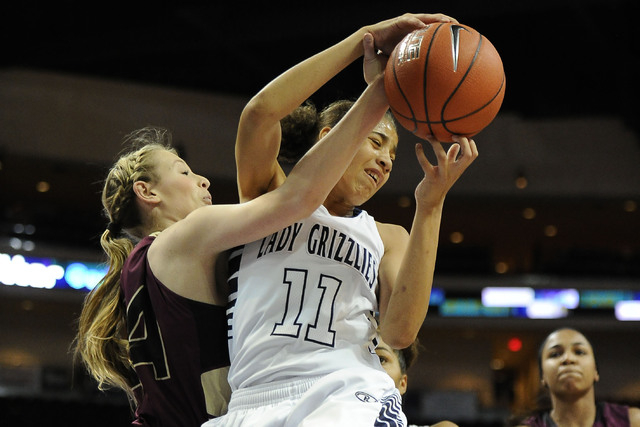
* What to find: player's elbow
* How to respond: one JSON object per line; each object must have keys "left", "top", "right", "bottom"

{"left": 380, "top": 325, "right": 417, "bottom": 350}
{"left": 242, "top": 92, "right": 280, "bottom": 124}
{"left": 391, "top": 333, "right": 417, "bottom": 350}
{"left": 278, "top": 186, "right": 324, "bottom": 221}
{"left": 295, "top": 191, "right": 326, "bottom": 218}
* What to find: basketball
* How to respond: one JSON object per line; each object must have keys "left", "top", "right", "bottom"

{"left": 384, "top": 22, "right": 505, "bottom": 142}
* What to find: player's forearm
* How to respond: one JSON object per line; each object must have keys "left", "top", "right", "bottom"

{"left": 381, "top": 204, "right": 443, "bottom": 348}
{"left": 235, "top": 28, "right": 369, "bottom": 201}
{"left": 251, "top": 29, "right": 366, "bottom": 122}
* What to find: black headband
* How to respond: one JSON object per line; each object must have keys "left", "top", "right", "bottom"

{"left": 107, "top": 222, "right": 122, "bottom": 235}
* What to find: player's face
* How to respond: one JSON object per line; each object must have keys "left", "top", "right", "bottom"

{"left": 329, "top": 116, "right": 398, "bottom": 208}
{"left": 375, "top": 340, "right": 407, "bottom": 395}
{"left": 540, "top": 329, "right": 599, "bottom": 398}
{"left": 150, "top": 150, "right": 212, "bottom": 220}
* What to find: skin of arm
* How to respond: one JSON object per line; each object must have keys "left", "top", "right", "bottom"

{"left": 148, "top": 75, "right": 391, "bottom": 303}
{"left": 235, "top": 13, "right": 456, "bottom": 203}
{"left": 232, "top": 12, "right": 470, "bottom": 346}
{"left": 629, "top": 407, "right": 640, "bottom": 427}
{"left": 378, "top": 138, "right": 478, "bottom": 349}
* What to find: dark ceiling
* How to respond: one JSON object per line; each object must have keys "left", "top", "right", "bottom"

{"left": 1, "top": 1, "right": 639, "bottom": 278}
{"left": 3, "top": 1, "right": 637, "bottom": 120}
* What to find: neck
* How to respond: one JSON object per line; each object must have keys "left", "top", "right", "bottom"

{"left": 323, "top": 195, "right": 357, "bottom": 218}
{"left": 141, "top": 223, "right": 166, "bottom": 237}
{"left": 549, "top": 393, "right": 597, "bottom": 427}
{"left": 145, "top": 210, "right": 173, "bottom": 235}
{"left": 324, "top": 202, "right": 355, "bottom": 217}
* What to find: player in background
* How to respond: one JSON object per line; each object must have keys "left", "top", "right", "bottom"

{"left": 511, "top": 328, "right": 640, "bottom": 427}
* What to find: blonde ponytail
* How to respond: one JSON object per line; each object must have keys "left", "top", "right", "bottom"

{"left": 74, "top": 229, "right": 135, "bottom": 401}
{"left": 73, "top": 127, "right": 175, "bottom": 402}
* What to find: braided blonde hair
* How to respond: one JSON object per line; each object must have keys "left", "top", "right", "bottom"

{"left": 74, "top": 127, "right": 175, "bottom": 402}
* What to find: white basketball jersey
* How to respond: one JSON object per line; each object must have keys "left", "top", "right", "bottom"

{"left": 226, "top": 205, "right": 386, "bottom": 390}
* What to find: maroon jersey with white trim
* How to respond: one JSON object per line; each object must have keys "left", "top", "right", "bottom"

{"left": 121, "top": 235, "right": 230, "bottom": 427}
{"left": 523, "top": 402, "right": 631, "bottom": 427}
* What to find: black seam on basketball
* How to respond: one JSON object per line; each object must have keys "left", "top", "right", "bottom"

{"left": 403, "top": 70, "right": 503, "bottom": 131}
{"left": 398, "top": 69, "right": 504, "bottom": 130}
{"left": 441, "top": 32, "right": 482, "bottom": 135}
{"left": 423, "top": 23, "right": 445, "bottom": 138}
{"left": 443, "top": 72, "right": 506, "bottom": 127}
{"left": 391, "top": 73, "right": 505, "bottom": 125}
{"left": 391, "top": 41, "right": 418, "bottom": 134}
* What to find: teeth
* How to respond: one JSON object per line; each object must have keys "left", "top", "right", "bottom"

{"left": 367, "top": 172, "right": 377, "bottom": 183}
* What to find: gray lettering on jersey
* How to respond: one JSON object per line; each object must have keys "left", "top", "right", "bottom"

{"left": 307, "top": 223, "right": 378, "bottom": 288}
{"left": 257, "top": 222, "right": 304, "bottom": 258}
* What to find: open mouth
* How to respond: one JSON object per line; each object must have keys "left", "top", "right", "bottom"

{"left": 366, "top": 170, "right": 380, "bottom": 184}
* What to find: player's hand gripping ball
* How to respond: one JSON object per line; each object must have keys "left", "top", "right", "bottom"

{"left": 384, "top": 23, "right": 505, "bottom": 142}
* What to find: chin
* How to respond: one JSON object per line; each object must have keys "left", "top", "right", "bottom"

{"left": 365, "top": 187, "right": 382, "bottom": 201}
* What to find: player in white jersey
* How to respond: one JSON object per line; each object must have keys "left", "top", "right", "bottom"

{"left": 228, "top": 206, "right": 384, "bottom": 387}
{"left": 222, "top": 206, "right": 402, "bottom": 425}
{"left": 203, "top": 12, "right": 479, "bottom": 427}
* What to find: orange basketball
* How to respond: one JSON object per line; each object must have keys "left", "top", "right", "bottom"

{"left": 384, "top": 23, "right": 505, "bottom": 142}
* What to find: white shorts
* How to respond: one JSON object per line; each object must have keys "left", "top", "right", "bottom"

{"left": 202, "top": 367, "right": 407, "bottom": 427}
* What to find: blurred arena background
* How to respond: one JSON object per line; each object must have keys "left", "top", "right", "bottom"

{"left": 1, "top": 1, "right": 638, "bottom": 425}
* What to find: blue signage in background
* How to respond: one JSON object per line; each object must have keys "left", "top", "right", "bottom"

{"left": 1, "top": 251, "right": 638, "bottom": 322}
{"left": 0, "top": 252, "right": 107, "bottom": 292}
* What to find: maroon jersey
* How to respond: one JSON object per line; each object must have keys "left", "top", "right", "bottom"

{"left": 524, "top": 402, "right": 631, "bottom": 427}
{"left": 121, "top": 235, "right": 230, "bottom": 427}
